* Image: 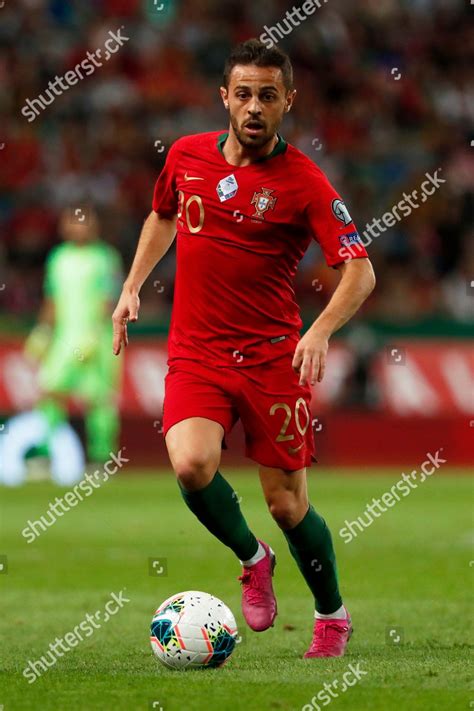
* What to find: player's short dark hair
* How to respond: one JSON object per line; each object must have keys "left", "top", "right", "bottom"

{"left": 223, "top": 39, "right": 294, "bottom": 92}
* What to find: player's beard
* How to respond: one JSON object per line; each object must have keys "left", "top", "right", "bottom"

{"left": 230, "top": 114, "right": 278, "bottom": 151}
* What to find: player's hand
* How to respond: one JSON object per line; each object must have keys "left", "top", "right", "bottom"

{"left": 24, "top": 323, "right": 52, "bottom": 362}
{"left": 292, "top": 327, "right": 329, "bottom": 386}
{"left": 112, "top": 287, "right": 140, "bottom": 355}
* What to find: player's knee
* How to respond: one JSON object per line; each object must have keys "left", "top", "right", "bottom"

{"left": 172, "top": 452, "right": 217, "bottom": 491}
{"left": 267, "top": 493, "right": 303, "bottom": 529}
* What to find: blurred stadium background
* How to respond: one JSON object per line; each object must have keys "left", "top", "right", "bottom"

{"left": 0, "top": 0, "right": 473, "bottom": 467}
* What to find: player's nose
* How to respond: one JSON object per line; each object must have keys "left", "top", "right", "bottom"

{"left": 247, "top": 99, "right": 262, "bottom": 115}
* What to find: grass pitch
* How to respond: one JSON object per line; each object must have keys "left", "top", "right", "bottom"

{"left": 1, "top": 468, "right": 472, "bottom": 710}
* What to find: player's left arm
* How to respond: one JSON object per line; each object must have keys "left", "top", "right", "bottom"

{"left": 292, "top": 258, "right": 375, "bottom": 386}
{"left": 24, "top": 249, "right": 57, "bottom": 362}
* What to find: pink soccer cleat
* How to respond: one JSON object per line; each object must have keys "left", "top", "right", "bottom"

{"left": 304, "top": 610, "right": 353, "bottom": 658}
{"left": 238, "top": 540, "right": 277, "bottom": 632}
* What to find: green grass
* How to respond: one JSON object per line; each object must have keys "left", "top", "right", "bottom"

{"left": 1, "top": 469, "right": 472, "bottom": 710}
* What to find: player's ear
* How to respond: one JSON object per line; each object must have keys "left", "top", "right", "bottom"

{"left": 285, "top": 89, "right": 297, "bottom": 113}
{"left": 220, "top": 86, "right": 229, "bottom": 110}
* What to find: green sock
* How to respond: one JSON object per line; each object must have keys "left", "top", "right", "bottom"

{"left": 179, "top": 471, "right": 259, "bottom": 561}
{"left": 284, "top": 504, "right": 343, "bottom": 614}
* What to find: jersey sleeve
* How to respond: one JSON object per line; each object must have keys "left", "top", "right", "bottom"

{"left": 303, "top": 166, "right": 368, "bottom": 267}
{"left": 152, "top": 139, "right": 182, "bottom": 217}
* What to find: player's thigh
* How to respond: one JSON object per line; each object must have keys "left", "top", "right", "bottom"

{"left": 163, "top": 363, "right": 236, "bottom": 489}
{"left": 39, "top": 345, "right": 80, "bottom": 394}
{"left": 165, "top": 417, "right": 224, "bottom": 489}
{"left": 80, "top": 359, "right": 119, "bottom": 405}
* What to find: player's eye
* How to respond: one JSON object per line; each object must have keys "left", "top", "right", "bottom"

{"left": 262, "top": 93, "right": 276, "bottom": 101}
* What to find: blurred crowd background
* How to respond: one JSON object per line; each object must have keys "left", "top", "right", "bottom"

{"left": 0, "top": 0, "right": 473, "bottom": 332}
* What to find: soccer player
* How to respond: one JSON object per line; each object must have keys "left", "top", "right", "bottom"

{"left": 112, "top": 40, "right": 375, "bottom": 658}
{"left": 24, "top": 206, "right": 122, "bottom": 479}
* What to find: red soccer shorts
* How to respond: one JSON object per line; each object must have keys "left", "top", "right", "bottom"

{"left": 163, "top": 346, "right": 316, "bottom": 471}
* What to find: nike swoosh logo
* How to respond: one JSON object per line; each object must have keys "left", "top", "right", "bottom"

{"left": 184, "top": 172, "right": 204, "bottom": 182}
{"left": 288, "top": 443, "right": 304, "bottom": 455}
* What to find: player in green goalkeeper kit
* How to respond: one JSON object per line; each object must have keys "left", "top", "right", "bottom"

{"left": 18, "top": 207, "right": 123, "bottom": 483}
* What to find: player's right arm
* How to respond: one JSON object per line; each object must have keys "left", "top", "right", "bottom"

{"left": 112, "top": 211, "right": 177, "bottom": 355}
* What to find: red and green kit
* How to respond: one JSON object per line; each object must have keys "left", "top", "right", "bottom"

{"left": 153, "top": 131, "right": 368, "bottom": 469}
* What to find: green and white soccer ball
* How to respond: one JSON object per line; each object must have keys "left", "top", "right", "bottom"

{"left": 150, "top": 591, "right": 238, "bottom": 670}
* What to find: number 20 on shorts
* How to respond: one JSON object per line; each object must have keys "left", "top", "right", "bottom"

{"left": 270, "top": 398, "right": 310, "bottom": 443}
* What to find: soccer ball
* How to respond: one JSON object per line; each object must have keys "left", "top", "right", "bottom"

{"left": 150, "top": 590, "right": 238, "bottom": 670}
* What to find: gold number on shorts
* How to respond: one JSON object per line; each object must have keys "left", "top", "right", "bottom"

{"left": 178, "top": 191, "right": 205, "bottom": 234}
{"left": 270, "top": 398, "right": 311, "bottom": 443}
{"left": 269, "top": 402, "right": 294, "bottom": 442}
{"left": 295, "top": 397, "right": 310, "bottom": 436}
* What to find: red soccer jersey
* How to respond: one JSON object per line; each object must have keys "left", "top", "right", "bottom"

{"left": 152, "top": 131, "right": 368, "bottom": 367}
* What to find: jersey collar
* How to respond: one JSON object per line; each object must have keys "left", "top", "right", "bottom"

{"left": 217, "top": 131, "right": 287, "bottom": 162}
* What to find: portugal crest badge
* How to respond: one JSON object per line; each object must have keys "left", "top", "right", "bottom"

{"left": 251, "top": 188, "right": 277, "bottom": 220}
